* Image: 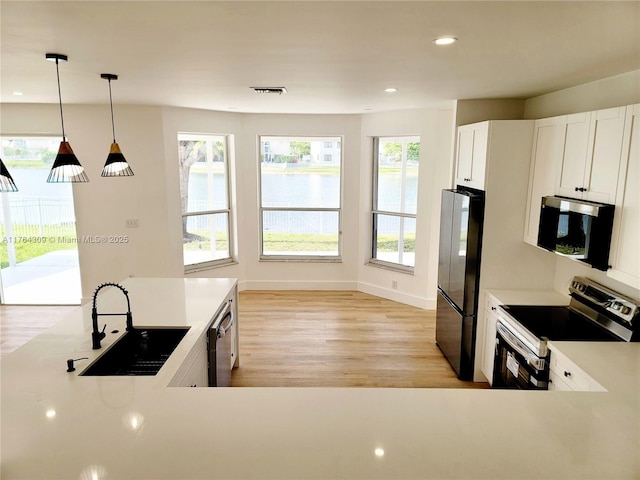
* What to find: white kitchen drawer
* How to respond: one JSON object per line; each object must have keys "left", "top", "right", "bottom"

{"left": 548, "top": 370, "right": 573, "bottom": 391}
{"left": 549, "top": 350, "right": 605, "bottom": 392}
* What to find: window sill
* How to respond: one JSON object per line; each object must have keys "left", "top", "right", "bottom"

{"left": 366, "top": 259, "right": 414, "bottom": 275}
{"left": 184, "top": 259, "right": 237, "bottom": 274}
{"left": 260, "top": 256, "right": 342, "bottom": 263}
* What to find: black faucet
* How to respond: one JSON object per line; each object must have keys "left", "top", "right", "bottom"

{"left": 92, "top": 282, "right": 133, "bottom": 349}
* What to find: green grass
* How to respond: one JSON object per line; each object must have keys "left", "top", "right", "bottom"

{"left": 183, "top": 230, "right": 417, "bottom": 254}
{"left": 183, "top": 232, "right": 229, "bottom": 252}
{"left": 0, "top": 225, "right": 77, "bottom": 268}
{"left": 263, "top": 232, "right": 339, "bottom": 252}
{"left": 4, "top": 160, "right": 51, "bottom": 168}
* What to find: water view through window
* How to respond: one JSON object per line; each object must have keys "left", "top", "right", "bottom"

{"left": 259, "top": 136, "right": 342, "bottom": 258}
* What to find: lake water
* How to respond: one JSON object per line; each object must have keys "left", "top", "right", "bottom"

{"left": 188, "top": 170, "right": 419, "bottom": 235}
{"left": 3, "top": 168, "right": 419, "bottom": 235}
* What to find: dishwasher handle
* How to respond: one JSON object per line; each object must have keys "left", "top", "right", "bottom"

{"left": 217, "top": 311, "right": 233, "bottom": 338}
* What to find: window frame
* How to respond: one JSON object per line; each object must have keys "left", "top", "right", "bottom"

{"left": 258, "top": 135, "right": 343, "bottom": 262}
{"left": 178, "top": 133, "right": 235, "bottom": 273}
{"left": 369, "top": 135, "right": 420, "bottom": 273}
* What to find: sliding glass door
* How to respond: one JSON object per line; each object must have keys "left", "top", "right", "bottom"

{"left": 0, "top": 137, "right": 81, "bottom": 304}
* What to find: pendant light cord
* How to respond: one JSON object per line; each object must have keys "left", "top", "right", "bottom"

{"left": 107, "top": 78, "right": 116, "bottom": 143}
{"left": 55, "top": 58, "right": 66, "bottom": 141}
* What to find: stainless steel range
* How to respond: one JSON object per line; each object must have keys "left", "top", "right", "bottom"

{"left": 493, "top": 276, "right": 639, "bottom": 389}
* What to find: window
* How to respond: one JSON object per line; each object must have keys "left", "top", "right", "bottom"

{"left": 178, "top": 133, "right": 233, "bottom": 270}
{"left": 259, "top": 136, "right": 342, "bottom": 259}
{"left": 371, "top": 136, "right": 420, "bottom": 270}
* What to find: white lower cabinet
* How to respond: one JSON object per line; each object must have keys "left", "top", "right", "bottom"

{"left": 548, "top": 348, "right": 605, "bottom": 392}
{"left": 168, "top": 336, "right": 208, "bottom": 387}
{"left": 168, "top": 286, "right": 239, "bottom": 387}
{"left": 481, "top": 294, "right": 501, "bottom": 386}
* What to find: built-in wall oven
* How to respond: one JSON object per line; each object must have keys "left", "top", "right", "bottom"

{"left": 493, "top": 277, "right": 638, "bottom": 390}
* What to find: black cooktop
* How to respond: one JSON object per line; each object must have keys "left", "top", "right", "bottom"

{"left": 500, "top": 305, "right": 620, "bottom": 342}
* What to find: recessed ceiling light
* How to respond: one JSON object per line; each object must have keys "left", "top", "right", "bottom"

{"left": 251, "top": 86, "right": 287, "bottom": 95}
{"left": 12, "top": 91, "right": 23, "bottom": 96}
{"left": 434, "top": 37, "right": 457, "bottom": 46}
{"left": 384, "top": 88, "right": 398, "bottom": 93}
{"left": 374, "top": 448, "right": 385, "bottom": 457}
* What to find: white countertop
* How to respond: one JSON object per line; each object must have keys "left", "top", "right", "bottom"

{"left": 1, "top": 280, "right": 638, "bottom": 479}
{"left": 486, "top": 288, "right": 569, "bottom": 306}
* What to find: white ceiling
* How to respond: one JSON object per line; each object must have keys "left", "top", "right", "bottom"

{"left": 1, "top": 1, "right": 639, "bottom": 114}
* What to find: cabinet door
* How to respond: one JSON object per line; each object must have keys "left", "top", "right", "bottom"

{"left": 584, "top": 106, "right": 626, "bottom": 204}
{"left": 455, "top": 123, "right": 488, "bottom": 190}
{"left": 481, "top": 294, "right": 500, "bottom": 385}
{"left": 469, "top": 124, "right": 488, "bottom": 187}
{"left": 524, "top": 116, "right": 567, "bottom": 246}
{"left": 456, "top": 127, "right": 474, "bottom": 184}
{"left": 555, "top": 112, "right": 591, "bottom": 198}
{"left": 608, "top": 104, "right": 640, "bottom": 289}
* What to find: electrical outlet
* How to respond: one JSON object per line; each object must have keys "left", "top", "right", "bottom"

{"left": 125, "top": 219, "right": 139, "bottom": 228}
{"left": 392, "top": 280, "right": 398, "bottom": 289}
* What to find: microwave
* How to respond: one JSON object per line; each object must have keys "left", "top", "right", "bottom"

{"left": 537, "top": 196, "right": 615, "bottom": 271}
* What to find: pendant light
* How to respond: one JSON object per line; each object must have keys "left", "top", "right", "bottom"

{"left": 0, "top": 158, "right": 18, "bottom": 192}
{"left": 46, "top": 53, "right": 89, "bottom": 183}
{"left": 100, "top": 73, "right": 133, "bottom": 177}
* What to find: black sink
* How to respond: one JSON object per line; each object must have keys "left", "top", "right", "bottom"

{"left": 81, "top": 327, "right": 190, "bottom": 376}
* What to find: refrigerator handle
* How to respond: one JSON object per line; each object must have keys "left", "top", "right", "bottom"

{"left": 438, "top": 288, "right": 473, "bottom": 317}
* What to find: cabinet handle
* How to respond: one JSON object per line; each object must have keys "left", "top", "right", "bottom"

{"left": 575, "top": 187, "right": 587, "bottom": 192}
{"left": 575, "top": 187, "right": 580, "bottom": 192}
{"left": 564, "top": 371, "right": 572, "bottom": 378}
{"left": 491, "top": 306, "right": 497, "bottom": 311}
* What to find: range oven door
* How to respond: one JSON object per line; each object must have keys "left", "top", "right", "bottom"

{"left": 493, "top": 322, "right": 548, "bottom": 390}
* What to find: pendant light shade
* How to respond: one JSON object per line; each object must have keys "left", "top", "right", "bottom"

{"left": 101, "top": 73, "right": 133, "bottom": 177}
{"left": 47, "top": 141, "right": 89, "bottom": 183}
{"left": 46, "top": 53, "right": 89, "bottom": 183}
{"left": 0, "top": 158, "right": 18, "bottom": 192}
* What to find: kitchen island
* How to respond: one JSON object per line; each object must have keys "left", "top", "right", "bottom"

{"left": 1, "top": 278, "right": 638, "bottom": 479}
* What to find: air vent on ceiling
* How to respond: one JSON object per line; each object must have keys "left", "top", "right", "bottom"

{"left": 251, "top": 86, "right": 287, "bottom": 95}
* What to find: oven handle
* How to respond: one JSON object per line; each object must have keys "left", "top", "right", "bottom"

{"left": 496, "top": 321, "right": 546, "bottom": 371}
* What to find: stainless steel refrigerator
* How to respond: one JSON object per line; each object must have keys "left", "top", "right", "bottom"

{"left": 436, "top": 188, "right": 485, "bottom": 380}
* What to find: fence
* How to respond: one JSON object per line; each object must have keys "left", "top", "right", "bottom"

{"left": 0, "top": 196, "right": 76, "bottom": 237}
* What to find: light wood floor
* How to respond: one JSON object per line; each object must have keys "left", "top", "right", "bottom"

{"left": 0, "top": 305, "right": 80, "bottom": 356}
{"left": 232, "top": 290, "right": 487, "bottom": 388}
{"left": 1, "top": 291, "right": 488, "bottom": 389}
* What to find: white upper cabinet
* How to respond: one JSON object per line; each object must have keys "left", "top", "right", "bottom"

{"left": 555, "top": 112, "right": 591, "bottom": 198}
{"left": 555, "top": 107, "right": 626, "bottom": 204}
{"left": 455, "top": 122, "right": 489, "bottom": 190}
{"left": 524, "top": 116, "right": 567, "bottom": 246}
{"left": 608, "top": 104, "right": 640, "bottom": 289}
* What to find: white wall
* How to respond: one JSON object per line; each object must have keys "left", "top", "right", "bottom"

{"left": 523, "top": 69, "right": 640, "bottom": 299}
{"left": 454, "top": 99, "right": 525, "bottom": 126}
{"left": 524, "top": 70, "right": 640, "bottom": 118}
{"left": 1, "top": 103, "right": 169, "bottom": 302}
{"left": 10, "top": 104, "right": 451, "bottom": 304}
{"left": 166, "top": 110, "right": 364, "bottom": 290}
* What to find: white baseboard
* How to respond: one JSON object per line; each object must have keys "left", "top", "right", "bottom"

{"left": 357, "top": 281, "right": 434, "bottom": 309}
{"left": 239, "top": 280, "right": 358, "bottom": 291}
{"left": 238, "top": 279, "right": 435, "bottom": 310}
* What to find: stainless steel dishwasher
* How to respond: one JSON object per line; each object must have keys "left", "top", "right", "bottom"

{"left": 208, "top": 298, "right": 234, "bottom": 387}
